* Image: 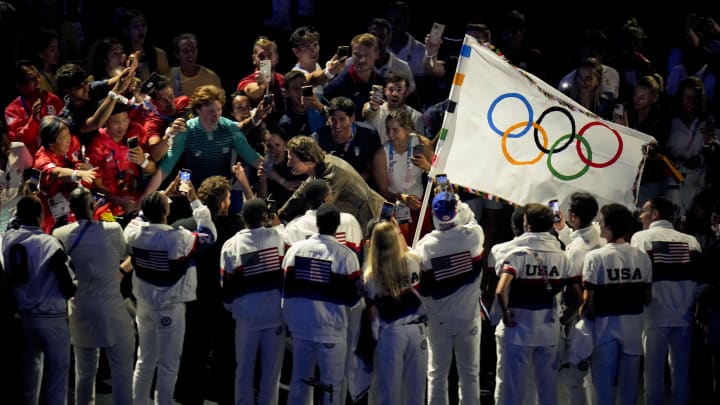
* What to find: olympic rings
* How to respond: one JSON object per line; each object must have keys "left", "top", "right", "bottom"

{"left": 576, "top": 121, "right": 624, "bottom": 168}
{"left": 488, "top": 93, "right": 533, "bottom": 138}
{"left": 502, "top": 121, "right": 548, "bottom": 165}
{"left": 547, "top": 134, "right": 592, "bottom": 181}
{"left": 486, "top": 92, "right": 624, "bottom": 180}
{"left": 534, "top": 106, "right": 575, "bottom": 154}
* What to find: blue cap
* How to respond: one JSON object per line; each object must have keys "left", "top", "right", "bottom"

{"left": 432, "top": 192, "right": 457, "bottom": 221}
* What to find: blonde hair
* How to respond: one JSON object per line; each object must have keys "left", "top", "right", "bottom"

{"left": 351, "top": 33, "right": 379, "bottom": 50}
{"left": 364, "top": 221, "right": 409, "bottom": 298}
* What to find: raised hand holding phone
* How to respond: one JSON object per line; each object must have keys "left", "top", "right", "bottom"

{"left": 179, "top": 169, "right": 192, "bottom": 194}
{"left": 259, "top": 60, "right": 272, "bottom": 84}
{"left": 429, "top": 23, "right": 445, "bottom": 44}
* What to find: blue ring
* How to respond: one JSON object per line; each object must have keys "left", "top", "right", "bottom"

{"left": 488, "top": 93, "right": 533, "bottom": 138}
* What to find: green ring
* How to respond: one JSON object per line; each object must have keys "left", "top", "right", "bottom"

{"left": 547, "top": 134, "right": 591, "bottom": 181}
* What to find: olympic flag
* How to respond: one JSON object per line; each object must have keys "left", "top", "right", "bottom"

{"left": 430, "top": 36, "right": 656, "bottom": 210}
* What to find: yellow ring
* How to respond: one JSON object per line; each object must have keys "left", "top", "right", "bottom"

{"left": 502, "top": 121, "right": 548, "bottom": 165}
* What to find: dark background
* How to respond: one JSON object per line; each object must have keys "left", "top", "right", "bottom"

{"left": 1, "top": 1, "right": 717, "bottom": 108}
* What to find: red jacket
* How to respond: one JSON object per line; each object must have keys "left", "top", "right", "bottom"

{"left": 4, "top": 92, "right": 64, "bottom": 155}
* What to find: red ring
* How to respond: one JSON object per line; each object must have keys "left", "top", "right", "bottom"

{"left": 576, "top": 121, "right": 623, "bottom": 168}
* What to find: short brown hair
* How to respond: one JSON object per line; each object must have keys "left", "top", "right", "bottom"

{"left": 286, "top": 135, "right": 325, "bottom": 163}
{"left": 197, "top": 175, "right": 230, "bottom": 215}
{"left": 190, "top": 85, "right": 226, "bottom": 112}
{"left": 351, "top": 33, "right": 378, "bottom": 50}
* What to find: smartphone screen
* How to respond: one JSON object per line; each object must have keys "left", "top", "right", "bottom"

{"left": 179, "top": 169, "right": 191, "bottom": 193}
{"left": 337, "top": 45, "right": 350, "bottom": 58}
{"left": 127, "top": 136, "right": 139, "bottom": 149}
{"left": 436, "top": 174, "right": 448, "bottom": 191}
{"left": 549, "top": 199, "right": 561, "bottom": 223}
{"left": 380, "top": 202, "right": 395, "bottom": 221}
{"left": 413, "top": 143, "right": 425, "bottom": 156}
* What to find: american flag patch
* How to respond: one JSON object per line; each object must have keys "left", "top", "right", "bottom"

{"left": 240, "top": 247, "right": 280, "bottom": 276}
{"left": 293, "top": 256, "right": 332, "bottom": 283}
{"left": 336, "top": 231, "right": 346, "bottom": 244}
{"left": 651, "top": 241, "right": 690, "bottom": 264}
{"left": 430, "top": 251, "right": 473, "bottom": 281}
{"left": 132, "top": 247, "right": 169, "bottom": 271}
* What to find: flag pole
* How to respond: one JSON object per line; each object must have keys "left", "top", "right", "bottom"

{"left": 412, "top": 179, "right": 435, "bottom": 248}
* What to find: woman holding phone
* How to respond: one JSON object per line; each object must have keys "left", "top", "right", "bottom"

{"left": 372, "top": 109, "right": 433, "bottom": 244}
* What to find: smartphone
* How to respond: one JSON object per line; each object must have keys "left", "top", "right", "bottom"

{"left": 259, "top": 59, "right": 272, "bottom": 82}
{"left": 266, "top": 198, "right": 277, "bottom": 214}
{"left": 380, "top": 201, "right": 395, "bottom": 221}
{"left": 372, "top": 84, "right": 384, "bottom": 101}
{"left": 413, "top": 143, "right": 425, "bottom": 156}
{"left": 336, "top": 45, "right": 350, "bottom": 58}
{"left": 549, "top": 199, "right": 561, "bottom": 223}
{"left": 94, "top": 192, "right": 106, "bottom": 207}
{"left": 139, "top": 72, "right": 162, "bottom": 95}
{"left": 429, "top": 22, "right": 446, "bottom": 44}
{"left": 127, "top": 136, "right": 139, "bottom": 149}
{"left": 179, "top": 168, "right": 192, "bottom": 194}
{"left": 302, "top": 85, "right": 314, "bottom": 97}
{"left": 263, "top": 93, "right": 274, "bottom": 108}
{"left": 183, "top": 107, "right": 194, "bottom": 120}
{"left": 613, "top": 103, "right": 625, "bottom": 119}
{"left": 436, "top": 173, "right": 449, "bottom": 192}
{"left": 23, "top": 168, "right": 42, "bottom": 193}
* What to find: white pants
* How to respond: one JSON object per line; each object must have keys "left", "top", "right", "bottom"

{"left": 133, "top": 302, "right": 186, "bottom": 405}
{"left": 373, "top": 322, "right": 428, "bottom": 405}
{"left": 288, "top": 338, "right": 347, "bottom": 405}
{"left": 74, "top": 327, "right": 135, "bottom": 405}
{"left": 494, "top": 334, "right": 537, "bottom": 405}
{"left": 556, "top": 324, "right": 589, "bottom": 405}
{"left": 501, "top": 342, "right": 559, "bottom": 405}
{"left": 234, "top": 321, "right": 286, "bottom": 405}
{"left": 427, "top": 317, "right": 481, "bottom": 405}
{"left": 643, "top": 326, "right": 692, "bottom": 405}
{"left": 20, "top": 317, "right": 70, "bottom": 405}
{"left": 591, "top": 340, "right": 641, "bottom": 405}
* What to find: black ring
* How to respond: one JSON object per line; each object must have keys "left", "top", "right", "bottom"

{"left": 533, "top": 106, "right": 576, "bottom": 154}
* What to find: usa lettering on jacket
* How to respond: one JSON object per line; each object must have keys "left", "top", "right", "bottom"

{"left": 524, "top": 265, "right": 560, "bottom": 277}
{"left": 605, "top": 267, "right": 643, "bottom": 281}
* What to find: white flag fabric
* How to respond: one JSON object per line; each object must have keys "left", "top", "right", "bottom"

{"left": 430, "top": 36, "right": 656, "bottom": 210}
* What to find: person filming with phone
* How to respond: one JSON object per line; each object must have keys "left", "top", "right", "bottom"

{"left": 372, "top": 109, "right": 433, "bottom": 244}
{"left": 87, "top": 103, "right": 156, "bottom": 217}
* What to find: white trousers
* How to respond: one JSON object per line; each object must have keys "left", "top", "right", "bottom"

{"left": 132, "top": 302, "right": 186, "bottom": 405}
{"left": 288, "top": 337, "right": 347, "bottom": 405}
{"left": 234, "top": 321, "right": 286, "bottom": 405}
{"left": 373, "top": 322, "right": 428, "bottom": 405}
{"left": 427, "top": 317, "right": 481, "bottom": 405}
